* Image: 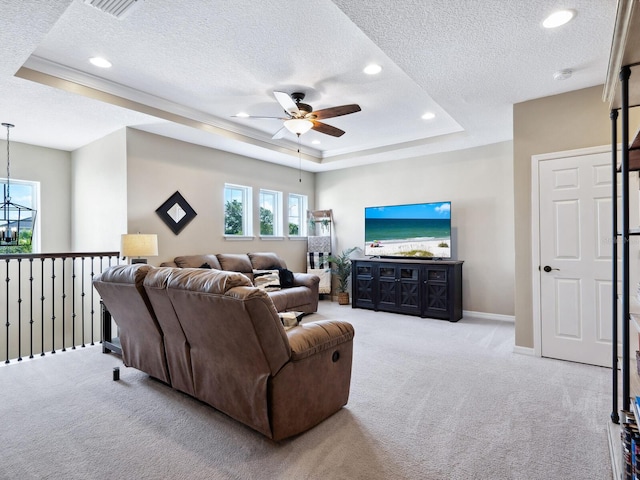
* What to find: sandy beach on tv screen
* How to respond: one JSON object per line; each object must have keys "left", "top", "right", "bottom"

{"left": 365, "top": 238, "right": 450, "bottom": 258}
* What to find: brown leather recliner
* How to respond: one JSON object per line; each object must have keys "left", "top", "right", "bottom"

{"left": 92, "top": 264, "right": 171, "bottom": 385}
{"left": 94, "top": 265, "right": 354, "bottom": 441}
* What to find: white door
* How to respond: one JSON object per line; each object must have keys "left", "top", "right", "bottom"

{"left": 537, "top": 149, "right": 637, "bottom": 367}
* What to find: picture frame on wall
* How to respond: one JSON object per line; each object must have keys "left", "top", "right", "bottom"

{"left": 155, "top": 191, "right": 197, "bottom": 235}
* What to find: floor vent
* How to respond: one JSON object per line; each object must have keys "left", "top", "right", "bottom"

{"left": 83, "top": 0, "right": 140, "bottom": 19}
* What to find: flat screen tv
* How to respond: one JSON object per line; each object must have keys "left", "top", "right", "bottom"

{"left": 364, "top": 201, "right": 451, "bottom": 258}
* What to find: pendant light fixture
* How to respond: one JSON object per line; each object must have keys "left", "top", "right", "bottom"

{"left": 0, "top": 123, "right": 36, "bottom": 246}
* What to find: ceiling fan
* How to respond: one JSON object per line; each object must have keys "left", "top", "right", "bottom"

{"left": 236, "top": 91, "right": 361, "bottom": 139}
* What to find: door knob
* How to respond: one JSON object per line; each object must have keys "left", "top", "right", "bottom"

{"left": 543, "top": 265, "right": 560, "bottom": 273}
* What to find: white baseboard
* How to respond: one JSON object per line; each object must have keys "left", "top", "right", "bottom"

{"left": 513, "top": 345, "right": 535, "bottom": 356}
{"left": 463, "top": 310, "right": 515, "bottom": 323}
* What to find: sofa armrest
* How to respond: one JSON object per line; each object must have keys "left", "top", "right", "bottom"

{"left": 292, "top": 272, "right": 320, "bottom": 289}
{"left": 160, "top": 261, "right": 178, "bottom": 267}
{"left": 286, "top": 320, "right": 354, "bottom": 361}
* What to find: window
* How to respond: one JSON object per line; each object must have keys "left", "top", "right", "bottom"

{"left": 288, "top": 193, "right": 308, "bottom": 237}
{"left": 224, "top": 184, "right": 252, "bottom": 236}
{"left": 259, "top": 189, "right": 282, "bottom": 237}
{"left": 0, "top": 179, "right": 39, "bottom": 253}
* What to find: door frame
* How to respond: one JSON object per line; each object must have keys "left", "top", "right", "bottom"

{"left": 530, "top": 144, "right": 612, "bottom": 358}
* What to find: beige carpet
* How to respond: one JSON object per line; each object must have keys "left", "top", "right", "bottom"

{"left": 0, "top": 301, "right": 612, "bottom": 479}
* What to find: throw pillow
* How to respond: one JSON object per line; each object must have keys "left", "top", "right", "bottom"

{"left": 276, "top": 267, "right": 295, "bottom": 288}
{"left": 200, "top": 263, "right": 212, "bottom": 269}
{"left": 252, "top": 270, "right": 281, "bottom": 291}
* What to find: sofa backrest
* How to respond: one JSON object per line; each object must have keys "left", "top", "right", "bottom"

{"left": 161, "top": 253, "right": 288, "bottom": 282}
{"left": 173, "top": 254, "right": 222, "bottom": 270}
{"left": 161, "top": 268, "right": 292, "bottom": 436}
{"left": 93, "top": 264, "right": 171, "bottom": 384}
{"left": 248, "top": 252, "right": 287, "bottom": 270}
{"left": 143, "top": 267, "right": 195, "bottom": 396}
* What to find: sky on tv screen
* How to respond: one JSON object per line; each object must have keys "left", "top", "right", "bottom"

{"left": 365, "top": 202, "right": 450, "bottom": 220}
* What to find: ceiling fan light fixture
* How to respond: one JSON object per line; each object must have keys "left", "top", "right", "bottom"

{"left": 284, "top": 118, "right": 313, "bottom": 135}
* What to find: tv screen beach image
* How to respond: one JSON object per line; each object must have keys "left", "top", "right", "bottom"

{"left": 364, "top": 202, "right": 451, "bottom": 258}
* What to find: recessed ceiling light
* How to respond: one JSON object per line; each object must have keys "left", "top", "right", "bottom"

{"left": 312, "top": 140, "right": 320, "bottom": 145}
{"left": 543, "top": 10, "right": 575, "bottom": 28}
{"left": 553, "top": 69, "right": 572, "bottom": 81}
{"left": 363, "top": 64, "right": 382, "bottom": 75}
{"left": 89, "top": 57, "right": 112, "bottom": 68}
{"left": 422, "top": 112, "right": 436, "bottom": 120}
{"left": 235, "top": 112, "right": 249, "bottom": 118}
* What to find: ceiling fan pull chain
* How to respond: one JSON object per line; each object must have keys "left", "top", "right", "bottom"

{"left": 297, "top": 133, "right": 302, "bottom": 183}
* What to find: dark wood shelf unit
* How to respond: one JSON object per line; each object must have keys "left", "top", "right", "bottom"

{"left": 352, "top": 258, "right": 463, "bottom": 322}
{"left": 605, "top": 0, "right": 640, "bottom": 425}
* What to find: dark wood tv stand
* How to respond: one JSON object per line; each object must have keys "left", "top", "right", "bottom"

{"left": 351, "top": 258, "right": 463, "bottom": 321}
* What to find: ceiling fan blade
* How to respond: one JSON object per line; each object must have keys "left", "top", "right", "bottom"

{"left": 232, "top": 115, "right": 289, "bottom": 119}
{"left": 273, "top": 91, "right": 300, "bottom": 116}
{"left": 272, "top": 126, "right": 287, "bottom": 139}
{"left": 312, "top": 104, "right": 361, "bottom": 120}
{"left": 312, "top": 121, "right": 345, "bottom": 137}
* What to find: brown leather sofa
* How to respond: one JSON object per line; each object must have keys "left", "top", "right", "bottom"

{"left": 93, "top": 264, "right": 354, "bottom": 441}
{"left": 160, "top": 252, "right": 319, "bottom": 313}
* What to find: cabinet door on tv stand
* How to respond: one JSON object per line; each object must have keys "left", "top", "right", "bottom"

{"left": 398, "top": 265, "right": 420, "bottom": 315}
{"left": 377, "top": 265, "right": 398, "bottom": 311}
{"left": 421, "top": 266, "right": 450, "bottom": 320}
{"left": 352, "top": 261, "right": 376, "bottom": 310}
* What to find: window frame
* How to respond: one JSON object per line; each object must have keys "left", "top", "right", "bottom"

{"left": 0, "top": 178, "right": 40, "bottom": 253}
{"left": 259, "top": 188, "right": 283, "bottom": 238}
{"left": 287, "top": 193, "right": 308, "bottom": 238}
{"left": 223, "top": 183, "right": 253, "bottom": 238}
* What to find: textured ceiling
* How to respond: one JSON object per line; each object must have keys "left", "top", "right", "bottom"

{"left": 0, "top": 0, "right": 619, "bottom": 171}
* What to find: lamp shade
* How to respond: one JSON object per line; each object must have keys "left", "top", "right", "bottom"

{"left": 121, "top": 234, "right": 158, "bottom": 258}
{"left": 283, "top": 118, "right": 313, "bottom": 135}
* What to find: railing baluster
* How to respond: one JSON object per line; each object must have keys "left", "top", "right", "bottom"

{"left": 50, "top": 258, "right": 55, "bottom": 354}
{"left": 61, "top": 258, "right": 66, "bottom": 352}
{"left": 81, "top": 257, "right": 86, "bottom": 348}
{"left": 4, "top": 259, "right": 9, "bottom": 364}
{"left": 29, "top": 258, "right": 34, "bottom": 359}
{"left": 90, "top": 256, "right": 95, "bottom": 346}
{"left": 17, "top": 259, "right": 22, "bottom": 361}
{"left": 71, "top": 257, "right": 76, "bottom": 350}
{"left": 40, "top": 258, "right": 44, "bottom": 357}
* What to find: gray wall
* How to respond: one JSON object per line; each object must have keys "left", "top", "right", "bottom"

{"left": 0, "top": 139, "right": 72, "bottom": 252}
{"left": 316, "top": 141, "right": 515, "bottom": 317}
{"left": 125, "top": 128, "right": 315, "bottom": 272}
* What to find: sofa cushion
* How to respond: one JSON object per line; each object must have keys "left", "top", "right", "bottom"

{"left": 217, "top": 253, "right": 253, "bottom": 273}
{"left": 253, "top": 270, "right": 281, "bottom": 291}
{"left": 248, "top": 252, "right": 287, "bottom": 270}
{"left": 174, "top": 254, "right": 222, "bottom": 270}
